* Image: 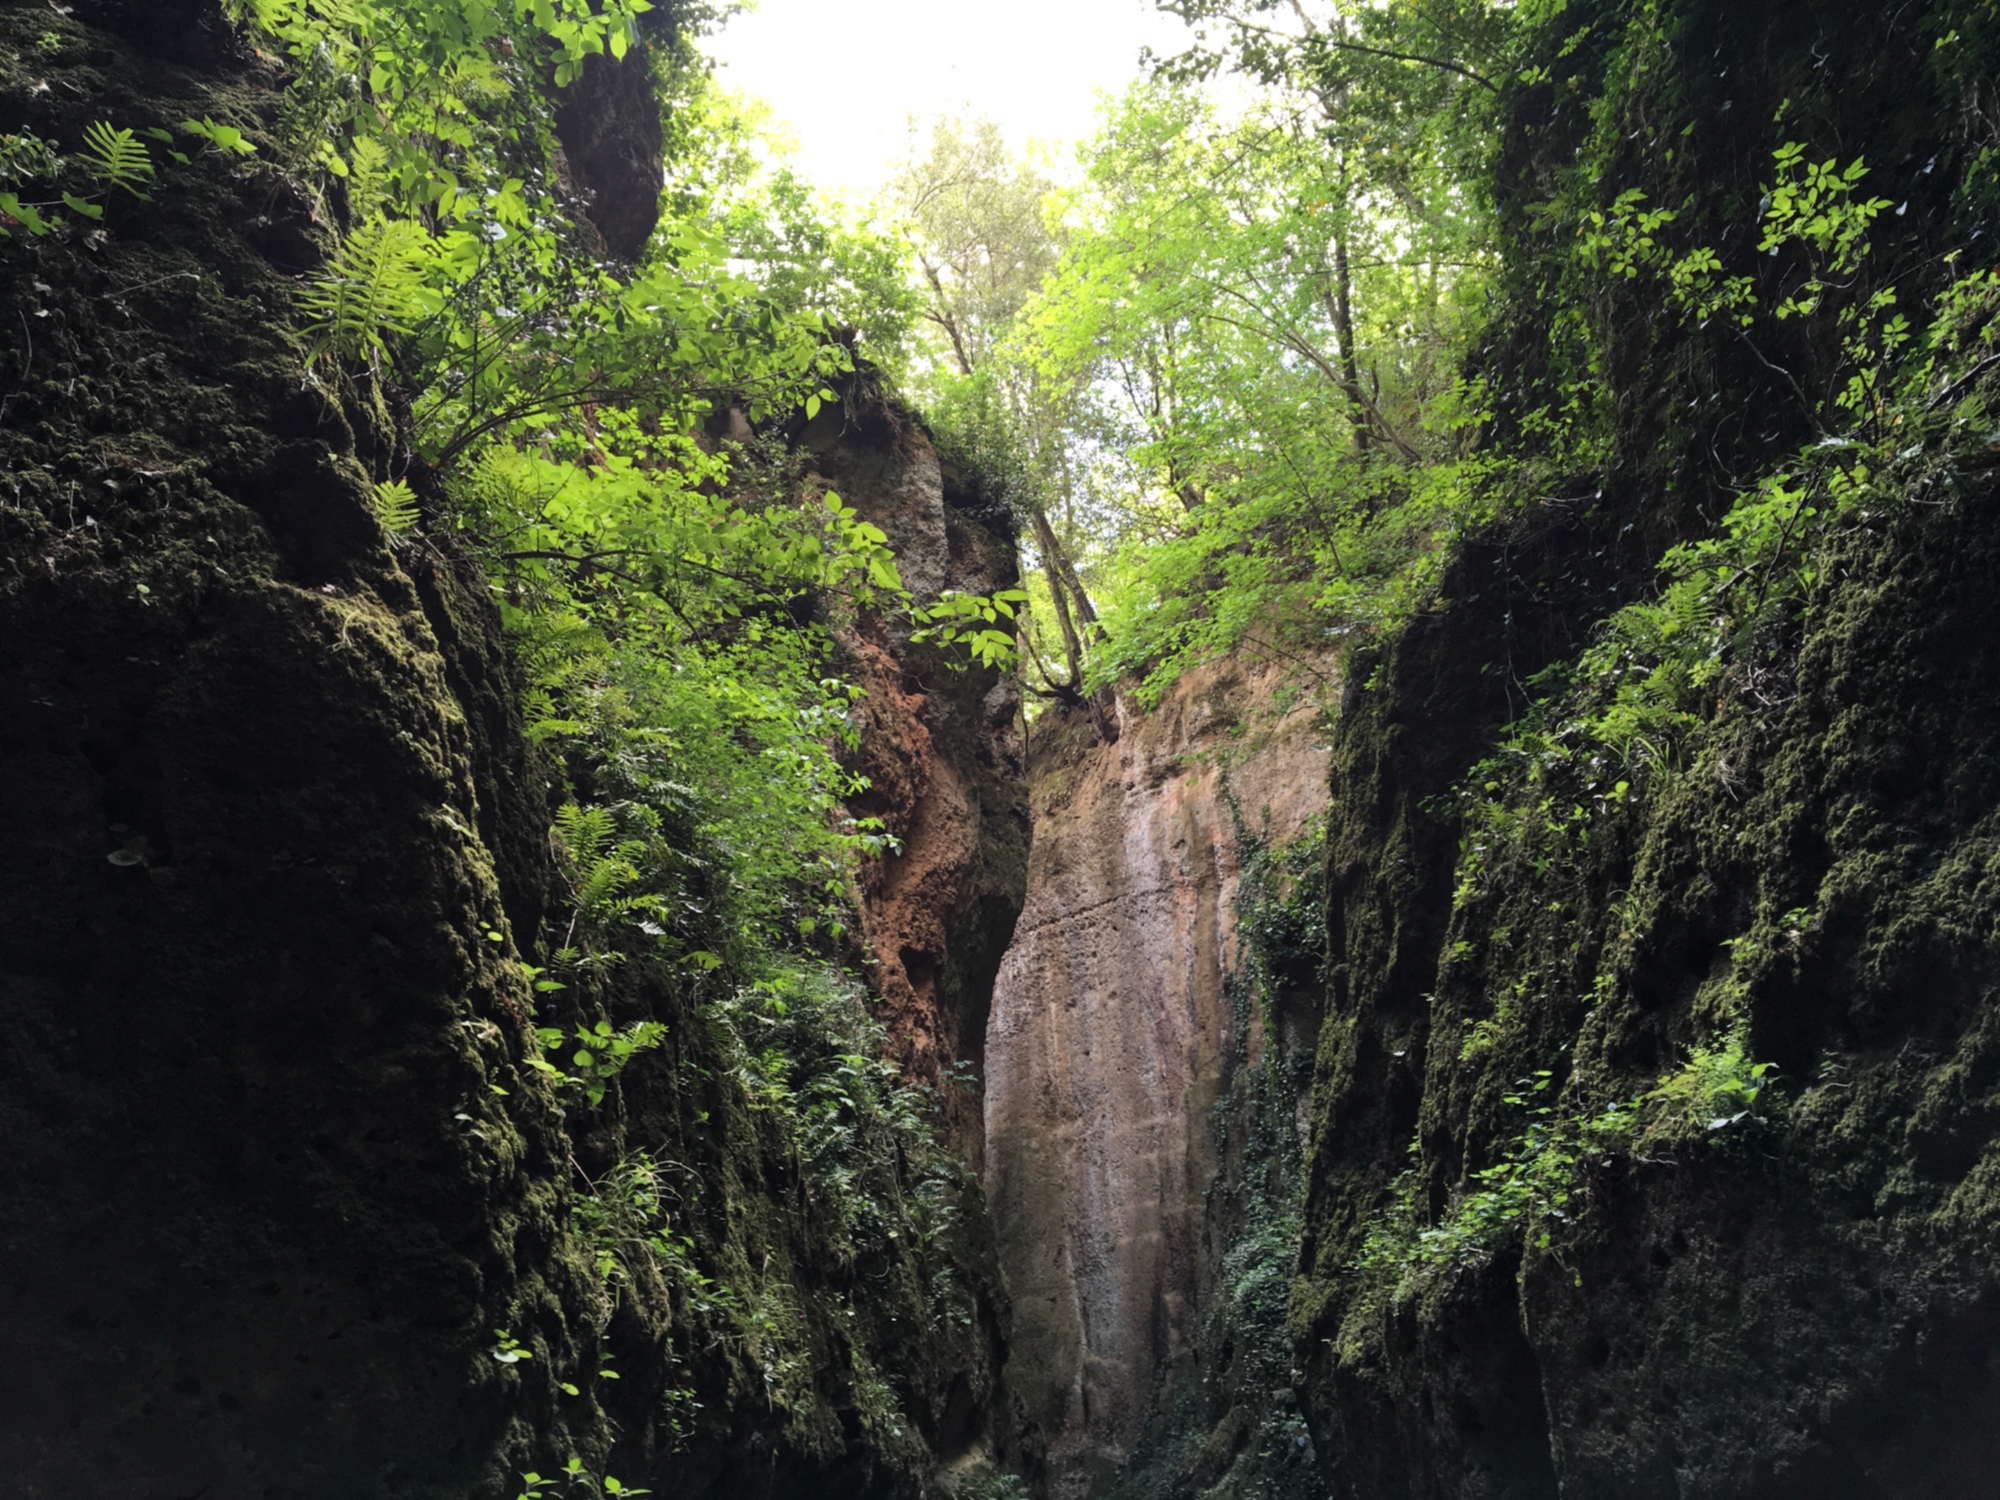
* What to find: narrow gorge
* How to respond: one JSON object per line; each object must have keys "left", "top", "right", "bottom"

{"left": 7, "top": 0, "right": 2000, "bottom": 1497}
{"left": 987, "top": 661, "right": 1330, "bottom": 1498}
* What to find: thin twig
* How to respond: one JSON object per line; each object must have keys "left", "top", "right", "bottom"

{"left": 1926, "top": 350, "right": 2000, "bottom": 411}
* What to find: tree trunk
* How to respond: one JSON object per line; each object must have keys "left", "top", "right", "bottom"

{"left": 1332, "top": 223, "right": 1370, "bottom": 454}
{"left": 1027, "top": 504, "right": 1089, "bottom": 691}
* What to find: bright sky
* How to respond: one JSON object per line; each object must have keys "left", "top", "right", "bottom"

{"left": 701, "top": 0, "right": 1199, "bottom": 200}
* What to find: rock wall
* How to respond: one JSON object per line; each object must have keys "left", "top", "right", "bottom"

{"left": 0, "top": 10, "right": 595, "bottom": 1492}
{"left": 802, "top": 394, "right": 1031, "bottom": 1166}
{"left": 985, "top": 659, "right": 1330, "bottom": 1497}
{"left": 1288, "top": 3, "right": 2000, "bottom": 1496}
{"left": 0, "top": 6, "right": 1024, "bottom": 1496}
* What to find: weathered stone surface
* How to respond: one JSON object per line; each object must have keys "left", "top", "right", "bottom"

{"left": 986, "top": 659, "right": 1330, "bottom": 1497}
{"left": 551, "top": 10, "right": 676, "bottom": 262}
{"left": 805, "top": 395, "right": 1030, "bottom": 1165}
{"left": 0, "top": 10, "right": 1026, "bottom": 1496}
{"left": 1288, "top": 4, "right": 2000, "bottom": 1496}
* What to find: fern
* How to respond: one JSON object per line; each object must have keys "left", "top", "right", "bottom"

{"left": 81, "top": 122, "right": 152, "bottom": 198}
{"left": 553, "top": 803, "right": 616, "bottom": 870}
{"left": 343, "top": 135, "right": 391, "bottom": 214}
{"left": 373, "top": 477, "right": 419, "bottom": 534}
{"left": 556, "top": 804, "right": 640, "bottom": 922}
{"left": 299, "top": 215, "right": 438, "bottom": 362}
{"left": 550, "top": 802, "right": 680, "bottom": 948}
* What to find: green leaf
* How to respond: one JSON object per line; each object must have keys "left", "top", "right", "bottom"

{"left": 81, "top": 121, "right": 153, "bottom": 197}
{"left": 179, "top": 116, "right": 257, "bottom": 157}
{"left": 374, "top": 477, "right": 420, "bottom": 533}
{"left": 0, "top": 192, "right": 50, "bottom": 235}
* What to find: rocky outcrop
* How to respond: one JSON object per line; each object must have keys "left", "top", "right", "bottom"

{"left": 0, "top": 10, "right": 592, "bottom": 1494}
{"left": 1288, "top": 3, "right": 2000, "bottom": 1496}
{"left": 985, "top": 659, "right": 1331, "bottom": 1497}
{"left": 552, "top": 37, "right": 667, "bottom": 262}
{"left": 805, "top": 394, "right": 1031, "bottom": 1165}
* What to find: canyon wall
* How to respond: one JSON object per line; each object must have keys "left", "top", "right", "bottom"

{"left": 1289, "top": 3, "right": 2000, "bottom": 1496}
{"left": 803, "top": 394, "right": 1031, "bottom": 1166}
{"left": 985, "top": 660, "right": 1330, "bottom": 1498}
{"left": 0, "top": 5, "right": 1022, "bottom": 1494}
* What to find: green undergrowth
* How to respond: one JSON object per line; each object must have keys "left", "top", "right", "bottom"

{"left": 489, "top": 619, "right": 999, "bottom": 1475}
{"left": 946, "top": 1468, "right": 1032, "bottom": 1500}
{"left": 1351, "top": 1030, "right": 1776, "bottom": 1300}
{"left": 493, "top": 449, "right": 1000, "bottom": 1469}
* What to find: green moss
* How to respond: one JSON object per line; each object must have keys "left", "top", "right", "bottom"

{"left": 0, "top": 8, "right": 1013, "bottom": 1498}
{"left": 1290, "top": 0, "right": 2000, "bottom": 1491}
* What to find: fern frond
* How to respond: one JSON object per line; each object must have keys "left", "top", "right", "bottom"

{"left": 374, "top": 477, "right": 419, "bottom": 534}
{"left": 300, "top": 215, "right": 439, "bottom": 362}
{"left": 554, "top": 803, "right": 616, "bottom": 870}
{"left": 81, "top": 122, "right": 153, "bottom": 198}
{"left": 576, "top": 851, "right": 641, "bottom": 918}
{"left": 344, "top": 134, "right": 390, "bottom": 214}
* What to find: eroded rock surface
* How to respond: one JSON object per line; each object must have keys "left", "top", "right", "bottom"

{"left": 985, "top": 660, "right": 1330, "bottom": 1497}
{"left": 805, "top": 396, "right": 1030, "bottom": 1163}
{"left": 0, "top": 10, "right": 1026, "bottom": 1496}
{"left": 1287, "top": 5, "right": 2000, "bottom": 1495}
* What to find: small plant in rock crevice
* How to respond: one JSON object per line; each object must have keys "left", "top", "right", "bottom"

{"left": 948, "top": 1468, "right": 1033, "bottom": 1500}
{"left": 516, "top": 1456, "right": 649, "bottom": 1500}
{"left": 1349, "top": 1027, "right": 1781, "bottom": 1296}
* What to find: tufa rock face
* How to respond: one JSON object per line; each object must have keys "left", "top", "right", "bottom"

{"left": 0, "top": 8, "right": 592, "bottom": 1494}
{"left": 553, "top": 47, "right": 664, "bottom": 263}
{"left": 803, "top": 395, "right": 1031, "bottom": 1166}
{"left": 551, "top": 0, "right": 678, "bottom": 262}
{"left": 0, "top": 7, "right": 1027, "bottom": 1496}
{"left": 1298, "top": 427, "right": 2000, "bottom": 1500}
{"left": 985, "top": 659, "right": 1330, "bottom": 1498}
{"left": 1289, "top": 2, "right": 2000, "bottom": 1495}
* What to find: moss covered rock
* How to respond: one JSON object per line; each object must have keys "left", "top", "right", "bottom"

{"left": 0, "top": 5, "right": 1022, "bottom": 1496}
